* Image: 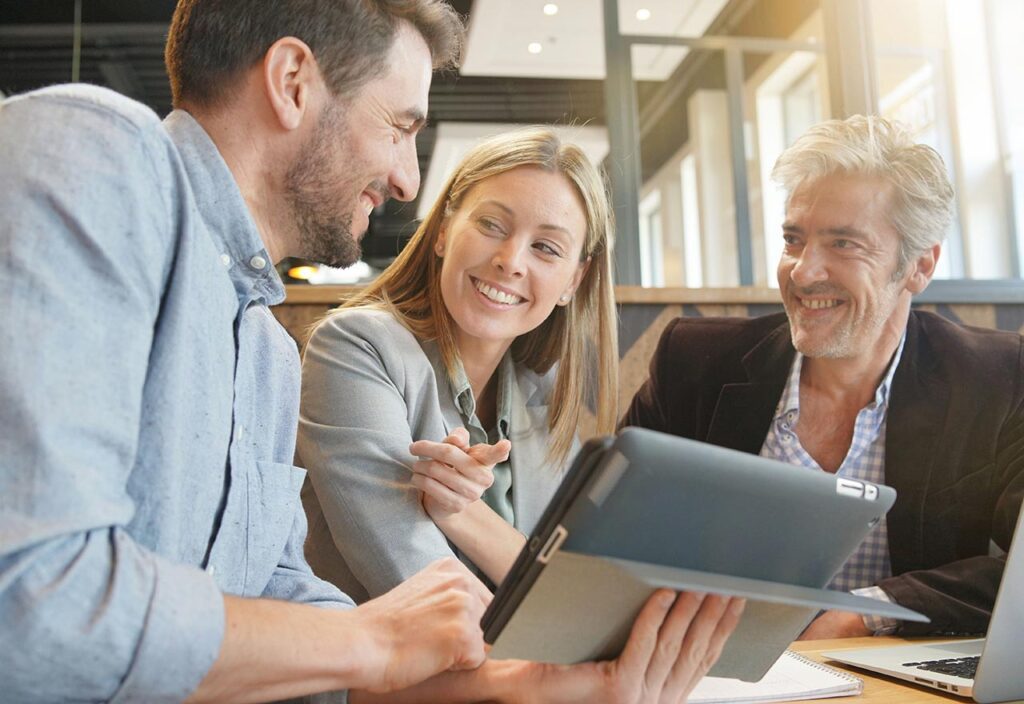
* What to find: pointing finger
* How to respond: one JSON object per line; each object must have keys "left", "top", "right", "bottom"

{"left": 469, "top": 438, "right": 511, "bottom": 465}
{"left": 444, "top": 427, "right": 471, "bottom": 450}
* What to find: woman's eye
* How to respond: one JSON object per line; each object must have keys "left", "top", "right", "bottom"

{"left": 478, "top": 217, "right": 502, "bottom": 233}
{"left": 534, "top": 242, "right": 561, "bottom": 257}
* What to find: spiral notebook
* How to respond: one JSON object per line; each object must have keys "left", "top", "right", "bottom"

{"left": 689, "top": 650, "right": 863, "bottom": 703}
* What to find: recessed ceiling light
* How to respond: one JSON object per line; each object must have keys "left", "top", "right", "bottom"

{"left": 636, "top": 8, "right": 652, "bottom": 21}
{"left": 543, "top": 3, "right": 558, "bottom": 15}
{"left": 528, "top": 42, "right": 543, "bottom": 54}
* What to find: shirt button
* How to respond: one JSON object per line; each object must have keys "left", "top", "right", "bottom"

{"left": 206, "top": 564, "right": 216, "bottom": 577}
{"left": 249, "top": 255, "right": 267, "bottom": 270}
{"left": 235, "top": 425, "right": 244, "bottom": 441}
{"left": 220, "top": 254, "right": 231, "bottom": 267}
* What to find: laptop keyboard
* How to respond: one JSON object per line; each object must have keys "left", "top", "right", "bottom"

{"left": 903, "top": 656, "right": 979, "bottom": 679}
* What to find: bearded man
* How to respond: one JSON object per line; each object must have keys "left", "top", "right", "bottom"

{"left": 624, "top": 115, "right": 1024, "bottom": 640}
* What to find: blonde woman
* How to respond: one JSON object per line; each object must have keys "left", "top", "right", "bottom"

{"left": 298, "top": 127, "right": 618, "bottom": 601}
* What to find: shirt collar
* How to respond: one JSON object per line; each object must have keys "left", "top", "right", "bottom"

{"left": 162, "top": 109, "right": 285, "bottom": 307}
{"left": 876, "top": 330, "right": 907, "bottom": 408}
{"left": 448, "top": 352, "right": 515, "bottom": 439}
{"left": 495, "top": 353, "right": 515, "bottom": 438}
{"left": 775, "top": 330, "right": 908, "bottom": 421}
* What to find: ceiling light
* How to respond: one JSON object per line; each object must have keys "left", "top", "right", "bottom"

{"left": 636, "top": 8, "right": 651, "bottom": 21}
{"left": 528, "top": 42, "right": 543, "bottom": 54}
{"left": 543, "top": 3, "right": 558, "bottom": 15}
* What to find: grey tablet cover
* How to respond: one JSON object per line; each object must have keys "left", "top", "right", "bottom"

{"left": 486, "top": 427, "right": 927, "bottom": 681}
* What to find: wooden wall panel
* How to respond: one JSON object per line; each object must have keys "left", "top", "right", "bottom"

{"left": 273, "top": 296, "right": 1024, "bottom": 439}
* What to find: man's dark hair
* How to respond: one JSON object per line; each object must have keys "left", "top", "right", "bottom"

{"left": 165, "top": 0, "right": 464, "bottom": 108}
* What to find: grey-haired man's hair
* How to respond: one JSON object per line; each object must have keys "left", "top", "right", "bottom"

{"left": 772, "top": 115, "right": 954, "bottom": 273}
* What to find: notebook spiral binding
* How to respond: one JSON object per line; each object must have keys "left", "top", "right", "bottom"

{"left": 783, "top": 650, "right": 862, "bottom": 684}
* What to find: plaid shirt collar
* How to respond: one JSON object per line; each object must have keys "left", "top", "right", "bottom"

{"left": 774, "top": 331, "right": 908, "bottom": 438}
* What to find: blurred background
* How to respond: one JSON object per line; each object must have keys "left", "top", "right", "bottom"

{"left": 2, "top": 0, "right": 1022, "bottom": 293}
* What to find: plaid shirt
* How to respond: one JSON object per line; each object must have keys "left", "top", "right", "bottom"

{"left": 760, "top": 334, "right": 906, "bottom": 633}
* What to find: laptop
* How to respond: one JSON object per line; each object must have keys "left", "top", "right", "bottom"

{"left": 824, "top": 504, "right": 1024, "bottom": 702}
{"left": 483, "top": 427, "right": 926, "bottom": 681}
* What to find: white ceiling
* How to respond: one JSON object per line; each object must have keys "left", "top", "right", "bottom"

{"left": 421, "top": 1, "right": 728, "bottom": 225}
{"left": 418, "top": 122, "right": 609, "bottom": 218}
{"left": 461, "top": 0, "right": 729, "bottom": 81}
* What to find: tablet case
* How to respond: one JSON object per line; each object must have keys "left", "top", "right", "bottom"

{"left": 482, "top": 427, "right": 927, "bottom": 681}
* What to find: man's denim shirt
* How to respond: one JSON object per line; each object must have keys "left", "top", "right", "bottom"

{"left": 0, "top": 85, "right": 353, "bottom": 702}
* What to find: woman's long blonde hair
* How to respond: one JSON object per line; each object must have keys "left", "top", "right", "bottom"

{"left": 341, "top": 127, "right": 618, "bottom": 467}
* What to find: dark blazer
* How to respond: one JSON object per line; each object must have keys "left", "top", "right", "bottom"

{"left": 623, "top": 310, "right": 1024, "bottom": 635}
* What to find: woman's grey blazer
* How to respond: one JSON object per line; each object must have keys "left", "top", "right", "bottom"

{"left": 297, "top": 307, "right": 570, "bottom": 602}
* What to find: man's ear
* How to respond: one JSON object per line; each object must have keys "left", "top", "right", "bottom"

{"left": 906, "top": 243, "right": 941, "bottom": 294}
{"left": 262, "top": 36, "right": 320, "bottom": 131}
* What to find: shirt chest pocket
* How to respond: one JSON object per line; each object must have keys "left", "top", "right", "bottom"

{"left": 242, "top": 460, "right": 307, "bottom": 595}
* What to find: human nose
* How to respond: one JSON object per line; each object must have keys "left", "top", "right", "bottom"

{"left": 389, "top": 136, "right": 420, "bottom": 202}
{"left": 492, "top": 238, "right": 527, "bottom": 278}
{"left": 788, "top": 243, "right": 828, "bottom": 288}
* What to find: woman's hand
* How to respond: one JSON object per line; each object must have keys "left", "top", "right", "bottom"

{"left": 409, "top": 428, "right": 511, "bottom": 520}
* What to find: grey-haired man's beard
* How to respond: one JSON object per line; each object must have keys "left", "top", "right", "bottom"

{"left": 786, "top": 280, "right": 902, "bottom": 359}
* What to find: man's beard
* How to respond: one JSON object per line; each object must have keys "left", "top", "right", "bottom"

{"left": 786, "top": 280, "right": 902, "bottom": 359}
{"left": 285, "top": 103, "right": 362, "bottom": 270}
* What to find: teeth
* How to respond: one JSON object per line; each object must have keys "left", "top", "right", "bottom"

{"left": 475, "top": 279, "right": 522, "bottom": 305}
{"left": 802, "top": 299, "right": 840, "bottom": 310}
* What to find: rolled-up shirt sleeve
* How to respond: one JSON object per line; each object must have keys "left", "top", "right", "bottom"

{"left": 0, "top": 90, "right": 225, "bottom": 701}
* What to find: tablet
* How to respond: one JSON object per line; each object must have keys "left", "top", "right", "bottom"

{"left": 482, "top": 427, "right": 926, "bottom": 681}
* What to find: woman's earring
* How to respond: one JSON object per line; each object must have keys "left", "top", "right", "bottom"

{"left": 559, "top": 293, "right": 571, "bottom": 304}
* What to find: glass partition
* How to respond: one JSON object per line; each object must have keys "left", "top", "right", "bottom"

{"left": 604, "top": 0, "right": 1024, "bottom": 292}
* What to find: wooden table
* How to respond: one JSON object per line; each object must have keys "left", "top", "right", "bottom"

{"left": 790, "top": 638, "right": 1023, "bottom": 703}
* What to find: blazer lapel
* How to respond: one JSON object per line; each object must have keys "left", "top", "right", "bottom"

{"left": 706, "top": 322, "right": 794, "bottom": 454}
{"left": 506, "top": 370, "right": 559, "bottom": 532}
{"left": 422, "top": 341, "right": 468, "bottom": 436}
{"left": 885, "top": 311, "right": 950, "bottom": 573}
